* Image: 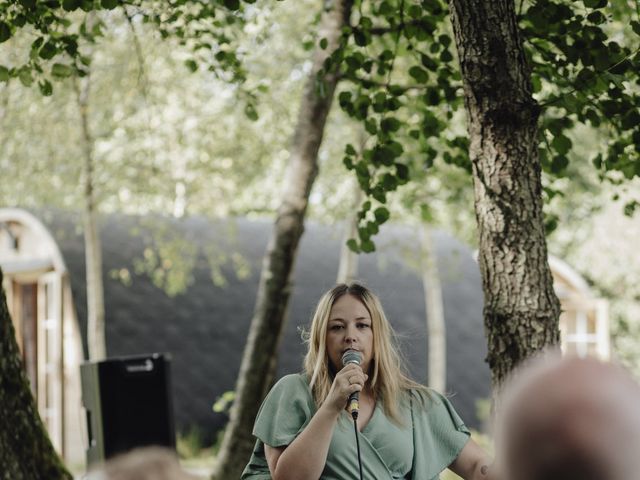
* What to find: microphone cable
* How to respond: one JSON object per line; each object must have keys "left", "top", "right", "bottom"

{"left": 352, "top": 411, "right": 363, "bottom": 480}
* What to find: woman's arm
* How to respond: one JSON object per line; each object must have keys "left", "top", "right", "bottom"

{"left": 448, "top": 438, "right": 496, "bottom": 480}
{"left": 265, "top": 363, "right": 367, "bottom": 480}
{"left": 264, "top": 402, "right": 340, "bottom": 480}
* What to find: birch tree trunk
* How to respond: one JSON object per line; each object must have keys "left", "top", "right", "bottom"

{"left": 336, "top": 180, "right": 361, "bottom": 284}
{"left": 449, "top": 0, "right": 561, "bottom": 390}
{"left": 0, "top": 268, "right": 72, "bottom": 480}
{"left": 420, "top": 225, "right": 446, "bottom": 393}
{"left": 75, "top": 73, "right": 107, "bottom": 361}
{"left": 211, "top": 1, "right": 354, "bottom": 478}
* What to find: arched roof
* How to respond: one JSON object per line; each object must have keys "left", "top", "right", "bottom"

{"left": 549, "top": 254, "right": 592, "bottom": 298}
{"left": 0, "top": 208, "right": 67, "bottom": 275}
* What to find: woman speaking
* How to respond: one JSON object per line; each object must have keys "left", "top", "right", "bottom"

{"left": 242, "top": 283, "right": 494, "bottom": 480}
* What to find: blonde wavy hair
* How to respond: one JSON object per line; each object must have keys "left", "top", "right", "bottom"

{"left": 303, "top": 283, "right": 426, "bottom": 424}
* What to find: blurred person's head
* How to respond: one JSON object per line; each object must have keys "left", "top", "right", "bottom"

{"left": 88, "top": 447, "right": 196, "bottom": 480}
{"left": 496, "top": 352, "right": 640, "bottom": 480}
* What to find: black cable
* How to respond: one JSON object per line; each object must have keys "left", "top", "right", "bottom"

{"left": 353, "top": 414, "right": 363, "bottom": 480}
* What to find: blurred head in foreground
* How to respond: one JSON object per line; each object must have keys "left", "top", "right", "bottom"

{"left": 496, "top": 353, "right": 640, "bottom": 480}
{"left": 87, "top": 447, "right": 196, "bottom": 480}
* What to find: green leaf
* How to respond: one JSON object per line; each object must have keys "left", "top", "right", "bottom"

{"left": 624, "top": 201, "right": 639, "bottom": 217}
{"left": 408, "top": 4, "right": 422, "bottom": 18}
{"left": 440, "top": 50, "right": 453, "bottom": 63}
{"left": 381, "top": 173, "right": 398, "bottom": 191}
{"left": 587, "top": 11, "right": 606, "bottom": 24}
{"left": 531, "top": 75, "right": 542, "bottom": 93}
{"left": 395, "top": 163, "right": 409, "bottom": 182}
{"left": 319, "top": 38, "right": 328, "bottom": 50}
{"left": 19, "top": 69, "right": 33, "bottom": 86}
{"left": 420, "top": 204, "right": 433, "bottom": 222}
{"left": 425, "top": 87, "right": 440, "bottom": 105}
{"left": 438, "top": 34, "right": 452, "bottom": 47}
{"left": 354, "top": 30, "right": 369, "bottom": 47}
{"left": 379, "top": 1, "right": 394, "bottom": 15}
{"left": 346, "top": 238, "right": 360, "bottom": 253}
{"left": 184, "top": 59, "right": 198, "bottom": 72}
{"left": 223, "top": 0, "right": 240, "bottom": 10}
{"left": 544, "top": 214, "right": 559, "bottom": 234}
{"left": 380, "top": 117, "right": 401, "bottom": 133}
{"left": 80, "top": 0, "right": 93, "bottom": 12}
{"left": 38, "top": 79, "right": 53, "bottom": 96}
{"left": 39, "top": 41, "right": 58, "bottom": 60}
{"left": 101, "top": 0, "right": 118, "bottom": 9}
{"left": 0, "top": 66, "right": 9, "bottom": 82}
{"left": 408, "top": 66, "right": 429, "bottom": 83}
{"left": 631, "top": 21, "right": 640, "bottom": 37}
{"left": 361, "top": 239, "right": 376, "bottom": 253}
{"left": 51, "top": 63, "right": 74, "bottom": 78}
{"left": 551, "top": 155, "right": 569, "bottom": 174}
{"left": 551, "top": 134, "right": 572, "bottom": 155}
{"left": 244, "top": 103, "right": 259, "bottom": 121}
{"left": 364, "top": 118, "right": 377, "bottom": 135}
{"left": 367, "top": 220, "right": 379, "bottom": 235}
{"left": 374, "top": 206, "right": 391, "bottom": 224}
{"left": 420, "top": 54, "right": 438, "bottom": 71}
{"left": 0, "top": 22, "right": 11, "bottom": 43}
{"left": 372, "top": 146, "right": 394, "bottom": 166}
{"left": 338, "top": 91, "right": 352, "bottom": 107}
{"left": 345, "top": 144, "right": 356, "bottom": 155}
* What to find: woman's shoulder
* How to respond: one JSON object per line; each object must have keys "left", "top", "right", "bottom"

{"left": 405, "top": 387, "right": 469, "bottom": 432}
{"left": 273, "top": 372, "right": 309, "bottom": 389}
{"left": 404, "top": 386, "right": 451, "bottom": 409}
{"left": 266, "top": 372, "right": 311, "bottom": 399}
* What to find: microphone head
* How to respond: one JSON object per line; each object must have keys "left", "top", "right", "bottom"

{"left": 341, "top": 349, "right": 362, "bottom": 367}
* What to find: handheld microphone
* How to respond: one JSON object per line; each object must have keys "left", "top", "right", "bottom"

{"left": 341, "top": 349, "right": 363, "bottom": 419}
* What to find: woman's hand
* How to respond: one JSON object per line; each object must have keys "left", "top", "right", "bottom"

{"left": 323, "top": 363, "right": 368, "bottom": 414}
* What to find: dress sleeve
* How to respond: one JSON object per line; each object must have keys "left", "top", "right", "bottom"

{"left": 253, "top": 373, "right": 315, "bottom": 447}
{"left": 410, "top": 389, "right": 471, "bottom": 480}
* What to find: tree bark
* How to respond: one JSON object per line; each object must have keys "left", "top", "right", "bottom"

{"left": 448, "top": 0, "right": 561, "bottom": 390}
{"left": 75, "top": 73, "right": 107, "bottom": 361}
{"left": 211, "top": 1, "right": 354, "bottom": 478}
{"left": 336, "top": 180, "right": 361, "bottom": 284}
{"left": 0, "top": 268, "right": 72, "bottom": 480}
{"left": 420, "top": 225, "right": 446, "bottom": 393}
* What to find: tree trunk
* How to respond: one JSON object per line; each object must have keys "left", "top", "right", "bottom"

{"left": 211, "top": 1, "right": 354, "bottom": 478}
{"left": 0, "top": 268, "right": 72, "bottom": 479}
{"left": 448, "top": 0, "right": 561, "bottom": 391}
{"left": 336, "top": 180, "right": 361, "bottom": 284}
{"left": 75, "top": 73, "right": 107, "bottom": 361}
{"left": 420, "top": 225, "right": 446, "bottom": 393}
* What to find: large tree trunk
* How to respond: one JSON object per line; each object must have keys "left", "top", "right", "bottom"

{"left": 420, "top": 225, "right": 446, "bottom": 393}
{"left": 449, "top": 0, "right": 561, "bottom": 390}
{"left": 0, "top": 268, "right": 72, "bottom": 479}
{"left": 76, "top": 73, "right": 107, "bottom": 361}
{"left": 211, "top": 1, "right": 354, "bottom": 478}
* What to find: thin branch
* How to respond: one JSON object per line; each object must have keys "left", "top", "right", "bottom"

{"left": 518, "top": 0, "right": 526, "bottom": 17}
{"left": 385, "top": 0, "right": 404, "bottom": 88}
{"left": 124, "top": 7, "right": 149, "bottom": 97}
{"left": 343, "top": 72, "right": 427, "bottom": 93}
{"left": 538, "top": 45, "right": 640, "bottom": 109}
{"left": 352, "top": 19, "right": 425, "bottom": 36}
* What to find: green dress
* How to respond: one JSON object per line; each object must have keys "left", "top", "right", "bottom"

{"left": 241, "top": 374, "right": 470, "bottom": 480}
